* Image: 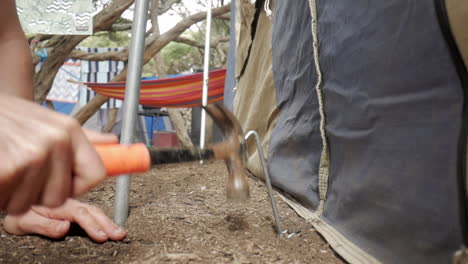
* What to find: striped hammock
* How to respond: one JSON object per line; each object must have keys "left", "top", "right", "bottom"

{"left": 83, "top": 69, "right": 226, "bottom": 108}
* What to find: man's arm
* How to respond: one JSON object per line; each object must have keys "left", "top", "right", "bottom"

{"left": 0, "top": 1, "right": 128, "bottom": 241}
{"left": 0, "top": 0, "right": 34, "bottom": 100}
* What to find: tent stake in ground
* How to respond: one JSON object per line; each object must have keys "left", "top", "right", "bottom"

{"left": 245, "top": 130, "right": 282, "bottom": 235}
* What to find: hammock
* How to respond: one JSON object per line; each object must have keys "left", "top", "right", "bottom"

{"left": 83, "top": 69, "right": 226, "bottom": 108}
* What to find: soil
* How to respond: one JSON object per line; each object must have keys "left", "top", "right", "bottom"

{"left": 0, "top": 161, "right": 344, "bottom": 264}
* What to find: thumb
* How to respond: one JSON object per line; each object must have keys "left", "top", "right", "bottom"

{"left": 83, "top": 129, "right": 118, "bottom": 144}
{"left": 4, "top": 211, "right": 71, "bottom": 239}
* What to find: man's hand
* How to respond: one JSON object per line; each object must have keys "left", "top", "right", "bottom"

{"left": 0, "top": 95, "right": 117, "bottom": 215}
{"left": 3, "top": 199, "right": 126, "bottom": 242}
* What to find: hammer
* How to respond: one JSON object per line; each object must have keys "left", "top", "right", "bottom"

{"left": 94, "top": 103, "right": 250, "bottom": 200}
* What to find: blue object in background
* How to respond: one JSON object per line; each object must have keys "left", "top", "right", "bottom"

{"left": 142, "top": 73, "right": 183, "bottom": 81}
{"left": 144, "top": 115, "right": 166, "bottom": 142}
{"left": 42, "top": 101, "right": 76, "bottom": 115}
{"left": 43, "top": 101, "right": 171, "bottom": 143}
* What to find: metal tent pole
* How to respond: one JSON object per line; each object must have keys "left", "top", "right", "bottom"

{"left": 113, "top": 0, "right": 150, "bottom": 226}
{"left": 199, "top": 0, "right": 213, "bottom": 153}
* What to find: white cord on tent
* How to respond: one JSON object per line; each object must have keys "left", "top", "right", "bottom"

{"left": 308, "top": 0, "right": 329, "bottom": 216}
{"left": 264, "top": 0, "right": 272, "bottom": 17}
{"left": 250, "top": 0, "right": 256, "bottom": 5}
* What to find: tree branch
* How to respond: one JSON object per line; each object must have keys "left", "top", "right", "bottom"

{"left": 110, "top": 23, "right": 133, "bottom": 31}
{"left": 73, "top": 3, "right": 231, "bottom": 124}
{"left": 173, "top": 36, "right": 229, "bottom": 49}
{"left": 115, "top": 3, "right": 231, "bottom": 80}
{"left": 69, "top": 49, "right": 129, "bottom": 61}
{"left": 65, "top": 36, "right": 229, "bottom": 61}
{"left": 159, "top": 0, "right": 182, "bottom": 15}
{"left": 34, "top": 0, "right": 135, "bottom": 103}
{"left": 217, "top": 14, "right": 231, "bottom": 21}
{"left": 107, "top": 0, "right": 183, "bottom": 32}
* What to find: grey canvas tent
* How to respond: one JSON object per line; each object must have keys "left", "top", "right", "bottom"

{"left": 224, "top": 0, "right": 468, "bottom": 263}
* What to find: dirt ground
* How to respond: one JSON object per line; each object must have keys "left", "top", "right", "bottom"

{"left": 0, "top": 161, "right": 344, "bottom": 264}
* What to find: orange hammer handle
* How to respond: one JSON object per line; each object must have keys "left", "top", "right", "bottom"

{"left": 94, "top": 143, "right": 151, "bottom": 177}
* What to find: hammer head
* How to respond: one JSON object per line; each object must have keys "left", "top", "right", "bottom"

{"left": 204, "top": 103, "right": 250, "bottom": 200}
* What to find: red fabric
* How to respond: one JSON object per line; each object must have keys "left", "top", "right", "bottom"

{"left": 84, "top": 69, "right": 226, "bottom": 108}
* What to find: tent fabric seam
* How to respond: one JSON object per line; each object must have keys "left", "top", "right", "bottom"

{"left": 278, "top": 193, "right": 382, "bottom": 264}
{"left": 308, "top": 0, "right": 330, "bottom": 214}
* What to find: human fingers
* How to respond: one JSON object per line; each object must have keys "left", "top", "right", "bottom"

{"left": 32, "top": 201, "right": 108, "bottom": 242}
{"left": 0, "top": 99, "right": 73, "bottom": 212}
{"left": 0, "top": 165, "right": 22, "bottom": 211}
{"left": 0, "top": 97, "right": 108, "bottom": 210}
{"left": 0, "top": 113, "right": 48, "bottom": 214}
{"left": 64, "top": 123, "right": 107, "bottom": 196}
{"left": 22, "top": 115, "right": 76, "bottom": 209}
{"left": 39, "top": 139, "right": 72, "bottom": 208}
{"left": 83, "top": 129, "right": 118, "bottom": 144}
{"left": 32, "top": 115, "right": 107, "bottom": 199}
{"left": 4, "top": 149, "right": 49, "bottom": 215}
{"left": 32, "top": 199, "right": 126, "bottom": 242}
{"left": 3, "top": 209, "right": 70, "bottom": 239}
{"left": 79, "top": 203, "right": 127, "bottom": 241}
{"left": 5, "top": 168, "right": 45, "bottom": 215}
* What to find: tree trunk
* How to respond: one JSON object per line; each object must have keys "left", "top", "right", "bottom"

{"left": 74, "top": 94, "right": 110, "bottom": 124}
{"left": 150, "top": 0, "right": 193, "bottom": 148}
{"left": 149, "top": 0, "right": 167, "bottom": 78}
{"left": 167, "top": 108, "right": 193, "bottom": 147}
{"left": 103, "top": 108, "right": 118, "bottom": 133}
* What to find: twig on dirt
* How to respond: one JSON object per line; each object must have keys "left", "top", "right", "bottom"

{"left": 19, "top": 246, "right": 35, "bottom": 249}
{"left": 158, "top": 253, "right": 200, "bottom": 261}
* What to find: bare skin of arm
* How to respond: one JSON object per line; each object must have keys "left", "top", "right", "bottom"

{"left": 0, "top": 0, "right": 127, "bottom": 242}
{"left": 0, "top": 0, "right": 111, "bottom": 215}
{"left": 0, "top": 0, "right": 34, "bottom": 99}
